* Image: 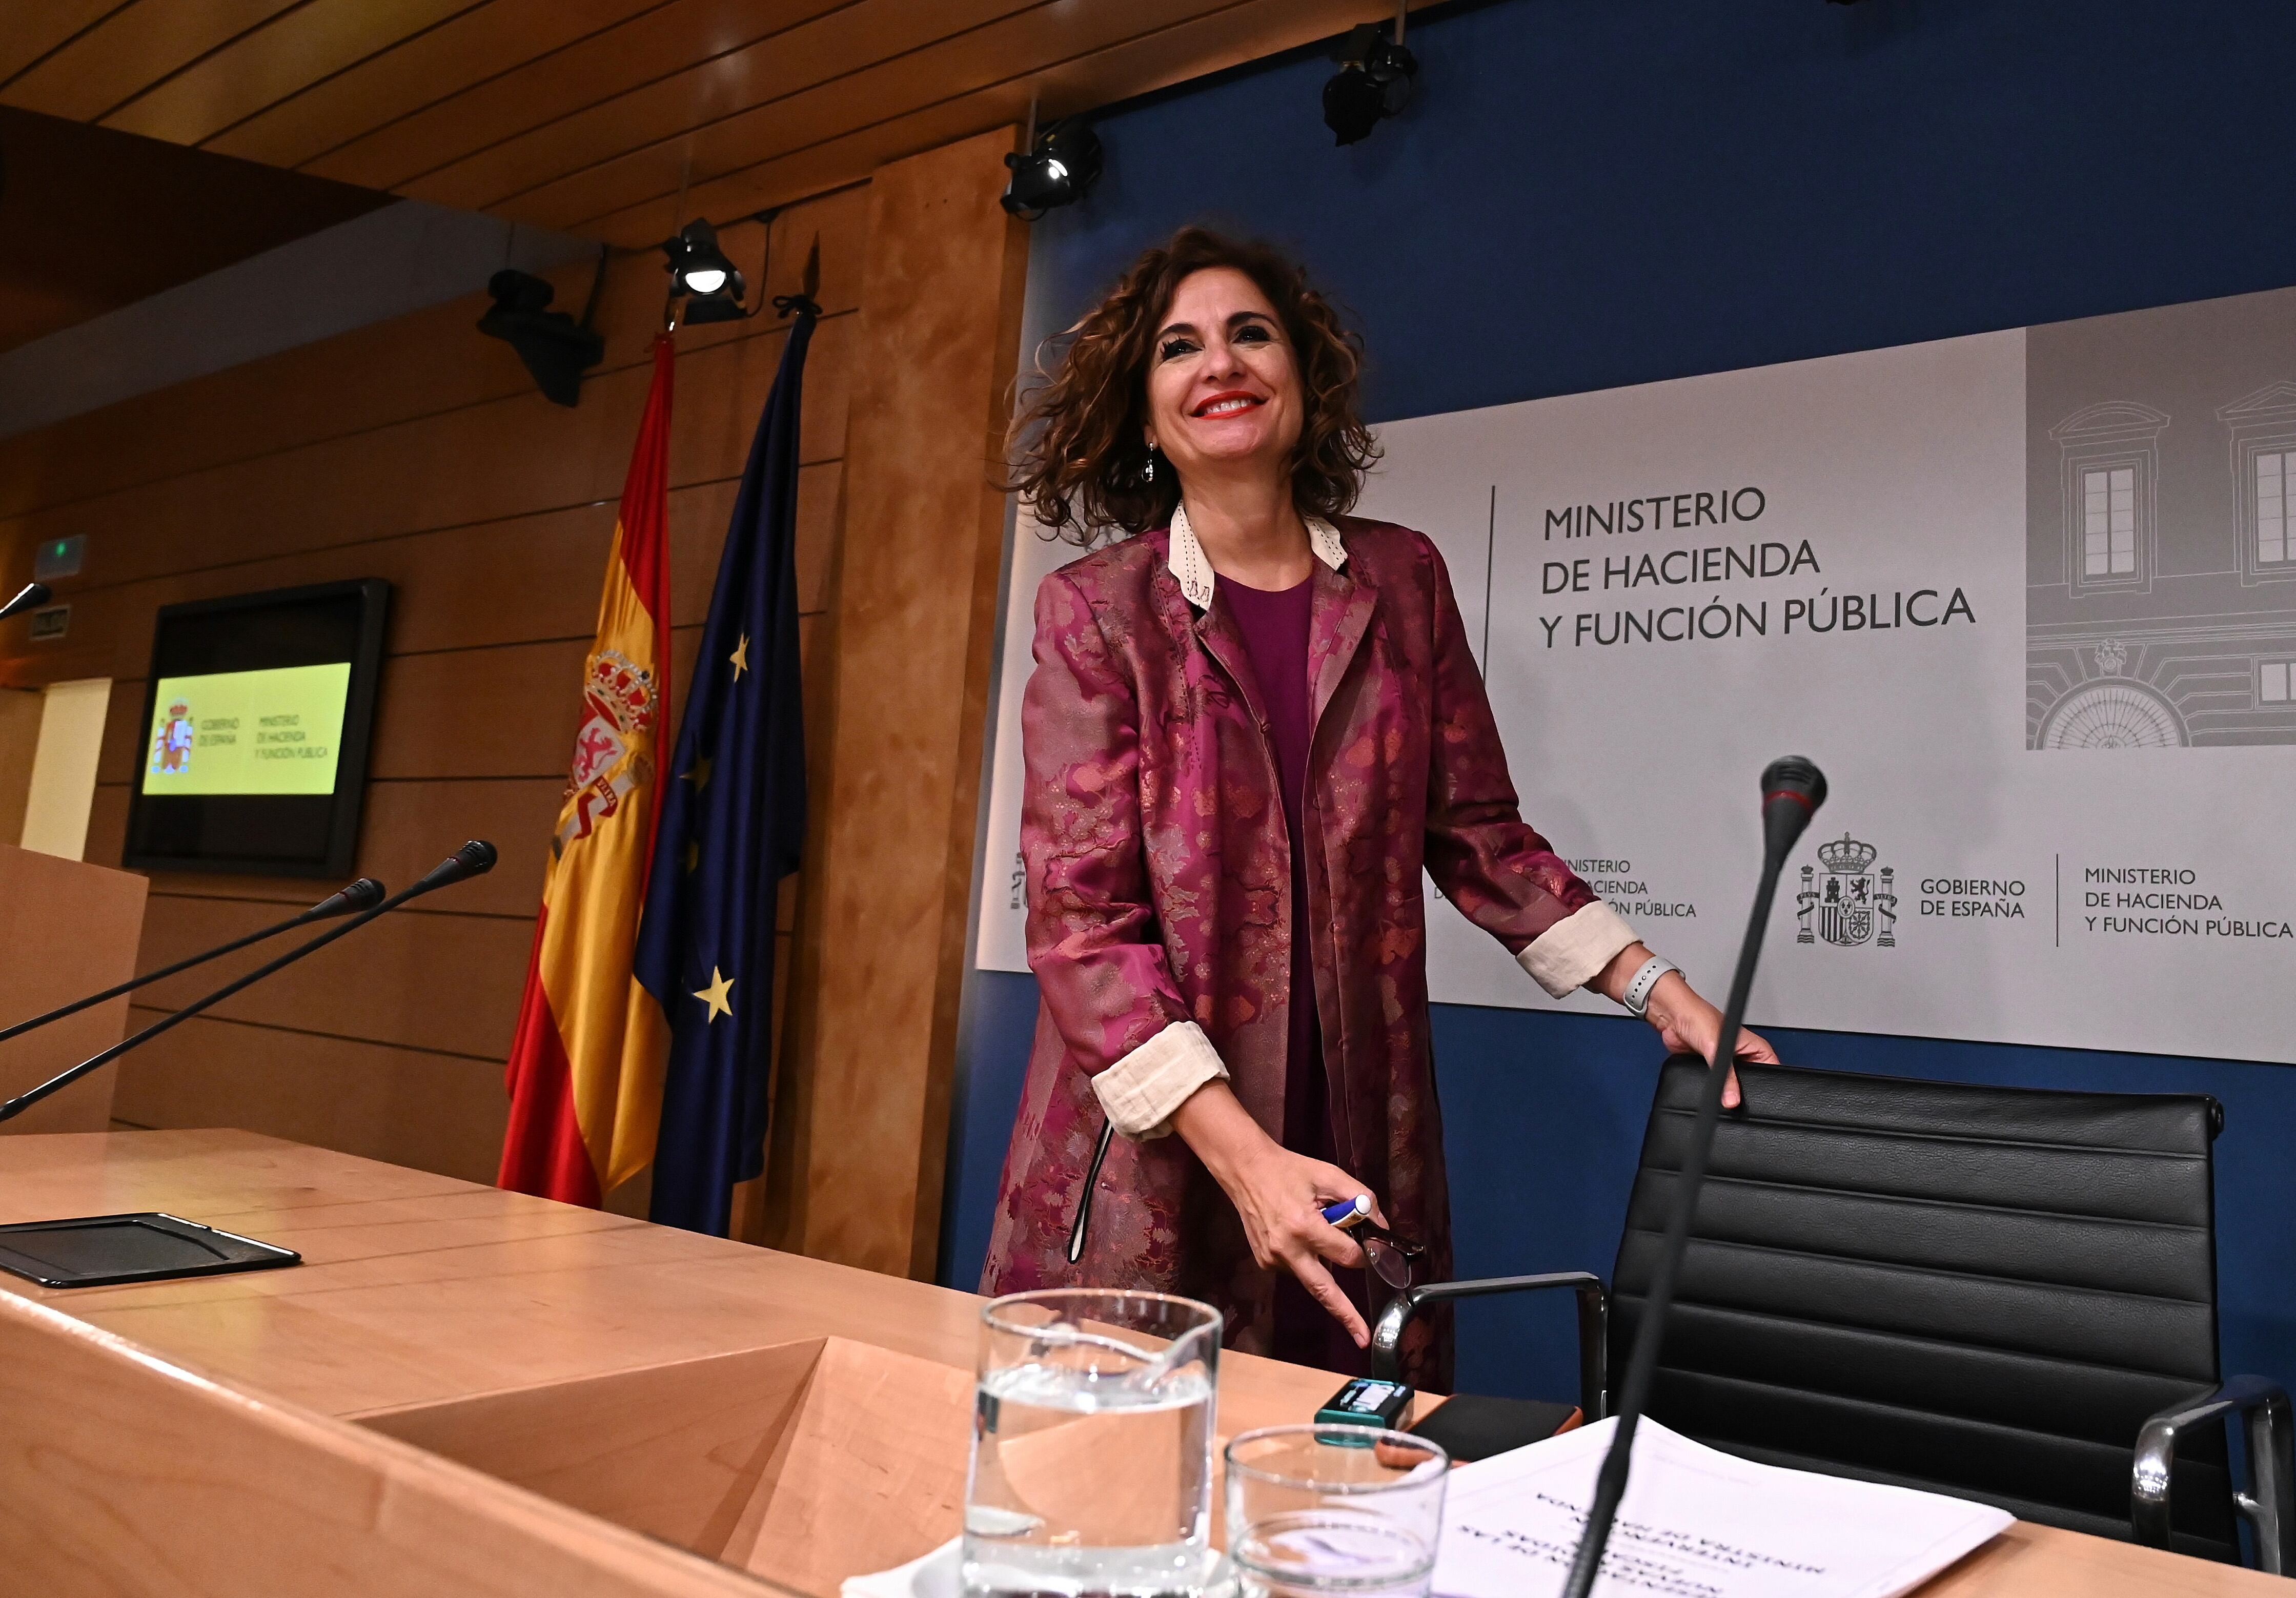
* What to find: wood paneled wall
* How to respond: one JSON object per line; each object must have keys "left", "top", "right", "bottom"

{"left": 767, "top": 129, "right": 1026, "bottom": 1277}
{"left": 0, "top": 129, "right": 1031, "bottom": 1273}
{"left": 0, "top": 185, "right": 872, "bottom": 1196}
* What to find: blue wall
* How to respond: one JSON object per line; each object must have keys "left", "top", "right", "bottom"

{"left": 945, "top": 0, "right": 2296, "bottom": 1401}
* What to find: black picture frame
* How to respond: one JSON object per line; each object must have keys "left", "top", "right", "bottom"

{"left": 121, "top": 579, "right": 391, "bottom": 879}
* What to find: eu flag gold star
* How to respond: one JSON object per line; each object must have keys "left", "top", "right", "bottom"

{"left": 729, "top": 633, "right": 750, "bottom": 680}
{"left": 692, "top": 966, "right": 735, "bottom": 1022}
{"left": 682, "top": 754, "right": 712, "bottom": 792}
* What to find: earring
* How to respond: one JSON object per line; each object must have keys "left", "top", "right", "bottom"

{"left": 1145, "top": 451, "right": 1155, "bottom": 483}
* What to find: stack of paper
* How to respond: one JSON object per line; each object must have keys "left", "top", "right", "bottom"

{"left": 1432, "top": 1417, "right": 2013, "bottom": 1598}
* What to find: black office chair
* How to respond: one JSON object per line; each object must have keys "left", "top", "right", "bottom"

{"left": 1373, "top": 1056, "right": 2293, "bottom": 1570}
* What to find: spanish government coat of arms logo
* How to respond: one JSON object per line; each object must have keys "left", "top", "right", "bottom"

{"left": 1797, "top": 834, "right": 1899, "bottom": 949}
{"left": 151, "top": 700, "right": 194, "bottom": 776}
{"left": 554, "top": 649, "right": 657, "bottom": 855}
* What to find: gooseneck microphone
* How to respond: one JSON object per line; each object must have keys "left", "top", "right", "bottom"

{"left": 0, "top": 878, "right": 386, "bottom": 1051}
{"left": 1562, "top": 759, "right": 1827, "bottom": 1598}
{"left": 0, "top": 842, "right": 496, "bottom": 1123}
{"left": 404, "top": 839, "right": 498, "bottom": 894}
{"left": 0, "top": 583, "right": 52, "bottom": 623}
{"left": 1761, "top": 756, "right": 1826, "bottom": 863}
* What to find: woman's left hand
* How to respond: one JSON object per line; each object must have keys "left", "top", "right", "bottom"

{"left": 1642, "top": 970, "right": 1774, "bottom": 1110}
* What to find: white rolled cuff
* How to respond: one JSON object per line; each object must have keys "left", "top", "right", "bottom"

{"left": 1517, "top": 901, "right": 1639, "bottom": 998}
{"left": 1090, "top": 1020, "right": 1230, "bottom": 1140}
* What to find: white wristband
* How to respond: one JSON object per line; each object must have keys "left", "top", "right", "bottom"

{"left": 1620, "top": 955, "right": 1679, "bottom": 1018}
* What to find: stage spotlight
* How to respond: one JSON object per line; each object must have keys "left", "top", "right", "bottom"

{"left": 477, "top": 268, "right": 604, "bottom": 408}
{"left": 665, "top": 219, "right": 746, "bottom": 321}
{"left": 1323, "top": 21, "right": 1417, "bottom": 146}
{"left": 1001, "top": 118, "right": 1102, "bottom": 219}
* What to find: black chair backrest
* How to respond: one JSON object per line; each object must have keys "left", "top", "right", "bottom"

{"left": 1613, "top": 1057, "right": 2236, "bottom": 1561}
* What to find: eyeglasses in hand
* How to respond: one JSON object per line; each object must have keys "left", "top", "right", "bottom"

{"left": 1320, "top": 1195, "right": 1427, "bottom": 1290}
{"left": 1354, "top": 1220, "right": 1426, "bottom": 1290}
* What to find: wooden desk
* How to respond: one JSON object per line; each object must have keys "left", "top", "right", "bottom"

{"left": 0, "top": 1130, "right": 2274, "bottom": 1596}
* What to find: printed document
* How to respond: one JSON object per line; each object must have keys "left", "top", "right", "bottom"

{"left": 1432, "top": 1417, "right": 2012, "bottom": 1598}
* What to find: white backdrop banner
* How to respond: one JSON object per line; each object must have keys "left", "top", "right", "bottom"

{"left": 976, "top": 289, "right": 2296, "bottom": 1065}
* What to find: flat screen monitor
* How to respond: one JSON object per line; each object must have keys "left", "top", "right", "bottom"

{"left": 123, "top": 580, "right": 390, "bottom": 878}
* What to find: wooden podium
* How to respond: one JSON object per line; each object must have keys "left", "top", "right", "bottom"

{"left": 0, "top": 844, "right": 147, "bottom": 1133}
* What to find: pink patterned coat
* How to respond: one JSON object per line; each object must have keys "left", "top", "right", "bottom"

{"left": 980, "top": 519, "right": 1602, "bottom": 1388}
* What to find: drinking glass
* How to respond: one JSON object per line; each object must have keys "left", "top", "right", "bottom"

{"left": 1224, "top": 1424, "right": 1450, "bottom": 1598}
{"left": 964, "top": 1288, "right": 1224, "bottom": 1597}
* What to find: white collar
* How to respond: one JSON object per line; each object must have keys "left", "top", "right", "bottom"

{"left": 1167, "top": 503, "right": 1347, "bottom": 609}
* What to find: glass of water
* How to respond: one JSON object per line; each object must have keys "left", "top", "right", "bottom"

{"left": 964, "top": 1288, "right": 1224, "bottom": 1597}
{"left": 1224, "top": 1425, "right": 1450, "bottom": 1598}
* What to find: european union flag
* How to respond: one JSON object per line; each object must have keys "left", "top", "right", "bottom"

{"left": 634, "top": 301, "right": 816, "bottom": 1235}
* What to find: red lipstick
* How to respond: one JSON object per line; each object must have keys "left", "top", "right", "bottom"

{"left": 1191, "top": 390, "right": 1264, "bottom": 418}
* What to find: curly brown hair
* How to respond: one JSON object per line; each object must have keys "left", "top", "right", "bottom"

{"left": 1008, "top": 227, "right": 1379, "bottom": 546}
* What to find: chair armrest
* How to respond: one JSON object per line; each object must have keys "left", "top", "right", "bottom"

{"left": 1369, "top": 1271, "right": 1607, "bottom": 1422}
{"left": 2134, "top": 1374, "right": 2293, "bottom": 1572}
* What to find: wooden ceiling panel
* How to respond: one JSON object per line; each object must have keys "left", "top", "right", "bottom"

{"left": 201, "top": 0, "right": 659, "bottom": 170}
{"left": 485, "top": 0, "right": 1275, "bottom": 234}
{"left": 574, "top": 0, "right": 1347, "bottom": 248}
{"left": 100, "top": 0, "right": 484, "bottom": 146}
{"left": 0, "top": 0, "right": 126, "bottom": 86}
{"left": 548, "top": 0, "right": 1350, "bottom": 243}
{"left": 403, "top": 0, "right": 1039, "bottom": 217}
{"left": 3, "top": 0, "right": 301, "bottom": 122}
{"left": 580, "top": 94, "right": 1027, "bottom": 251}
{"left": 9, "top": 0, "right": 1375, "bottom": 258}
{"left": 298, "top": 0, "right": 850, "bottom": 193}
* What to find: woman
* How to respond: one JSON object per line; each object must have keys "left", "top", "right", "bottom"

{"left": 982, "top": 228, "right": 1770, "bottom": 1387}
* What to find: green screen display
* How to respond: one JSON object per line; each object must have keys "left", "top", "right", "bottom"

{"left": 141, "top": 663, "right": 353, "bottom": 797}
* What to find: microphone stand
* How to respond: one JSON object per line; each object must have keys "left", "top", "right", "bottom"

{"left": 0, "top": 842, "right": 496, "bottom": 1124}
{"left": 1560, "top": 760, "right": 1826, "bottom": 1598}
{"left": 0, "top": 878, "right": 385, "bottom": 1051}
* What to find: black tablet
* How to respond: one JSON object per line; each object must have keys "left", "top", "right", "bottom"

{"left": 0, "top": 1212, "right": 301, "bottom": 1288}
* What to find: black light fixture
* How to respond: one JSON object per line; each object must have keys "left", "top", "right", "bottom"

{"left": 1323, "top": 12, "right": 1418, "bottom": 147}
{"left": 665, "top": 219, "right": 746, "bottom": 322}
{"left": 477, "top": 262, "right": 605, "bottom": 407}
{"left": 1001, "top": 117, "right": 1103, "bottom": 219}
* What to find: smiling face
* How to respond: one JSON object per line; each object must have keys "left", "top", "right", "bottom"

{"left": 1142, "top": 265, "right": 1304, "bottom": 492}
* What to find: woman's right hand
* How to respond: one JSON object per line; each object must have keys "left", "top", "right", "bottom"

{"left": 1168, "top": 1081, "right": 1385, "bottom": 1347}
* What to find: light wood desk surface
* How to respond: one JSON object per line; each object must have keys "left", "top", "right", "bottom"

{"left": 0, "top": 1129, "right": 2274, "bottom": 1596}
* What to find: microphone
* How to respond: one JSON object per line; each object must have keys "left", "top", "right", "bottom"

{"left": 1761, "top": 754, "right": 1827, "bottom": 864}
{"left": 0, "top": 842, "right": 497, "bottom": 1123}
{"left": 1562, "top": 759, "right": 1826, "bottom": 1598}
{"left": 0, "top": 583, "right": 52, "bottom": 622}
{"left": 0, "top": 878, "right": 385, "bottom": 1051}
{"left": 409, "top": 837, "right": 497, "bottom": 891}
{"left": 308, "top": 876, "right": 394, "bottom": 918}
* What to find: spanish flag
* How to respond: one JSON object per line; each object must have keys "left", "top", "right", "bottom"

{"left": 498, "top": 336, "right": 675, "bottom": 1206}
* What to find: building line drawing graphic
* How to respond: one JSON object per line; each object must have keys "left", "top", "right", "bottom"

{"left": 2026, "top": 290, "right": 2296, "bottom": 750}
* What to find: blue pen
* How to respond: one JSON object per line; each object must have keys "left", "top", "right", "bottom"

{"left": 1322, "top": 1194, "right": 1374, "bottom": 1231}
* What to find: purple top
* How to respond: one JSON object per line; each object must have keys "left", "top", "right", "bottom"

{"left": 1222, "top": 570, "right": 1370, "bottom": 1374}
